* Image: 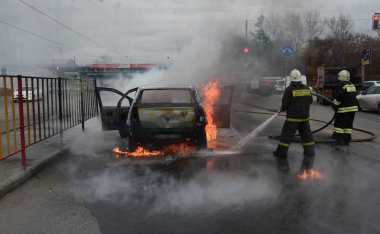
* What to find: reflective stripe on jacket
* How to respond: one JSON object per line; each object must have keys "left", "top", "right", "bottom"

{"left": 333, "top": 81, "right": 359, "bottom": 113}
{"left": 281, "top": 81, "right": 312, "bottom": 120}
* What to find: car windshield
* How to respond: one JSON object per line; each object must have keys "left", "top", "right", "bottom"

{"left": 366, "top": 86, "right": 377, "bottom": 94}
{"left": 140, "top": 89, "right": 194, "bottom": 104}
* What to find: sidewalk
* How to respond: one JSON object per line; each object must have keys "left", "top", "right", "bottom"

{"left": 0, "top": 117, "right": 102, "bottom": 199}
{"left": 0, "top": 135, "right": 64, "bottom": 199}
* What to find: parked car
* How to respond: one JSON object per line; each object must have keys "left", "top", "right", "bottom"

{"left": 96, "top": 86, "right": 209, "bottom": 151}
{"left": 361, "top": 80, "right": 380, "bottom": 91}
{"left": 13, "top": 87, "right": 42, "bottom": 102}
{"left": 356, "top": 86, "right": 380, "bottom": 113}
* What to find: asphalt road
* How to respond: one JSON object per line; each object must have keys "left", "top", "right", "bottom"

{"left": 1, "top": 92, "right": 380, "bottom": 234}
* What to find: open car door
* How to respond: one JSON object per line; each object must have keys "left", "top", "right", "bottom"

{"left": 213, "top": 85, "right": 234, "bottom": 128}
{"left": 95, "top": 87, "right": 137, "bottom": 138}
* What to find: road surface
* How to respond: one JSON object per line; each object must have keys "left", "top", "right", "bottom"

{"left": 0, "top": 92, "right": 380, "bottom": 234}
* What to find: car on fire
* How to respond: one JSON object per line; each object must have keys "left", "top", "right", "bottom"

{"left": 96, "top": 86, "right": 210, "bottom": 151}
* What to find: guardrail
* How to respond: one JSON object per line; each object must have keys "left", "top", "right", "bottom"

{"left": 0, "top": 75, "right": 98, "bottom": 167}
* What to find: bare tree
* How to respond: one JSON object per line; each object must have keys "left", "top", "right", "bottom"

{"left": 326, "top": 14, "right": 353, "bottom": 41}
{"left": 303, "top": 10, "right": 325, "bottom": 41}
{"left": 264, "top": 14, "right": 284, "bottom": 42}
{"left": 284, "top": 13, "right": 306, "bottom": 55}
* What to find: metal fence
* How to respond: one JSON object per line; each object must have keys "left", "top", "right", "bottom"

{"left": 0, "top": 75, "right": 98, "bottom": 167}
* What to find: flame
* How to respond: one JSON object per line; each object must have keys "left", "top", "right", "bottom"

{"left": 112, "top": 146, "right": 163, "bottom": 157}
{"left": 203, "top": 79, "right": 221, "bottom": 142}
{"left": 297, "top": 169, "right": 325, "bottom": 181}
{"left": 112, "top": 143, "right": 197, "bottom": 158}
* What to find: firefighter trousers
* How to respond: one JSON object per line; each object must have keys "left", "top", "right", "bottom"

{"left": 275, "top": 120, "right": 315, "bottom": 158}
{"left": 332, "top": 112, "right": 355, "bottom": 144}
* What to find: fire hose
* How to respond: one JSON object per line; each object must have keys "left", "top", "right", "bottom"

{"left": 237, "top": 93, "right": 376, "bottom": 144}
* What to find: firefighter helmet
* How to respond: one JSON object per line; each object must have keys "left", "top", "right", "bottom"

{"left": 290, "top": 69, "right": 302, "bottom": 82}
{"left": 338, "top": 70, "right": 350, "bottom": 81}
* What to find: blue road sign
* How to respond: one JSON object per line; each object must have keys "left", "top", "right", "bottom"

{"left": 282, "top": 44, "right": 294, "bottom": 58}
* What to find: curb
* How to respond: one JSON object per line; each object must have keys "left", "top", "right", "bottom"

{"left": 0, "top": 148, "right": 67, "bottom": 199}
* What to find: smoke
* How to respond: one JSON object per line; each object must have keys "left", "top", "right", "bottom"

{"left": 105, "top": 18, "right": 240, "bottom": 92}
{"left": 69, "top": 156, "right": 281, "bottom": 214}
{"left": 0, "top": 0, "right": 372, "bottom": 66}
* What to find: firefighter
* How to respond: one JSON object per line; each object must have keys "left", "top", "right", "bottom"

{"left": 331, "top": 70, "right": 359, "bottom": 146}
{"left": 273, "top": 69, "right": 315, "bottom": 172}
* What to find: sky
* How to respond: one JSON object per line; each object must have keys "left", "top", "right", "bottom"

{"left": 0, "top": 0, "right": 378, "bottom": 66}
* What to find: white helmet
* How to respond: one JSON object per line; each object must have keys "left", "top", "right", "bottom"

{"left": 290, "top": 69, "right": 302, "bottom": 82}
{"left": 338, "top": 70, "right": 350, "bottom": 81}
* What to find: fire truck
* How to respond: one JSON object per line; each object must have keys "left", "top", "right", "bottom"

{"left": 314, "top": 65, "right": 363, "bottom": 105}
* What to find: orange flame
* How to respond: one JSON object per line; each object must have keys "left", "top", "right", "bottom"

{"left": 203, "top": 79, "right": 221, "bottom": 142}
{"left": 112, "top": 146, "right": 163, "bottom": 157}
{"left": 297, "top": 169, "right": 325, "bottom": 181}
{"left": 112, "top": 143, "right": 197, "bottom": 158}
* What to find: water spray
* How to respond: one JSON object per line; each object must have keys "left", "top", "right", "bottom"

{"left": 235, "top": 112, "right": 279, "bottom": 149}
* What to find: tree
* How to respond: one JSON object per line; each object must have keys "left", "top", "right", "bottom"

{"left": 251, "top": 15, "right": 272, "bottom": 57}
{"left": 326, "top": 14, "right": 352, "bottom": 41}
{"left": 265, "top": 14, "right": 285, "bottom": 43}
{"left": 284, "top": 13, "right": 306, "bottom": 56}
{"left": 303, "top": 10, "right": 325, "bottom": 41}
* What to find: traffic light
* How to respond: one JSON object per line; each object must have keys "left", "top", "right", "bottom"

{"left": 373, "top": 14, "right": 380, "bottom": 30}
{"left": 244, "top": 47, "right": 249, "bottom": 54}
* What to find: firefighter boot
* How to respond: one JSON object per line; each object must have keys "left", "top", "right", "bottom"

{"left": 300, "top": 154, "right": 315, "bottom": 172}
{"left": 275, "top": 157, "right": 290, "bottom": 174}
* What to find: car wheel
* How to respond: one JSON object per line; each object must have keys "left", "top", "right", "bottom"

{"left": 128, "top": 136, "right": 138, "bottom": 152}
{"left": 378, "top": 103, "right": 380, "bottom": 114}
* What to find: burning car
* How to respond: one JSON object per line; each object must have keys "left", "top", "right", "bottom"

{"left": 97, "top": 86, "right": 210, "bottom": 151}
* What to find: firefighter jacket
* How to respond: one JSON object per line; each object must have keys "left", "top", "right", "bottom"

{"left": 332, "top": 81, "right": 359, "bottom": 113}
{"left": 280, "top": 81, "right": 312, "bottom": 121}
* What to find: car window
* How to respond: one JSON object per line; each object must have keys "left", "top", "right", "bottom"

{"left": 375, "top": 87, "right": 380, "bottom": 94}
{"left": 140, "top": 89, "right": 194, "bottom": 104}
{"left": 366, "top": 86, "right": 377, "bottom": 94}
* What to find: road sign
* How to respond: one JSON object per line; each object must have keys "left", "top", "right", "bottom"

{"left": 282, "top": 44, "right": 294, "bottom": 58}
{"left": 362, "top": 48, "right": 372, "bottom": 65}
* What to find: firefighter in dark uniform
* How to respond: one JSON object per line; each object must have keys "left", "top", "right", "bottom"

{"left": 332, "top": 70, "right": 359, "bottom": 146}
{"left": 273, "top": 69, "right": 315, "bottom": 172}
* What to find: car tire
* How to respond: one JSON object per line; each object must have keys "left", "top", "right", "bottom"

{"left": 378, "top": 103, "right": 380, "bottom": 114}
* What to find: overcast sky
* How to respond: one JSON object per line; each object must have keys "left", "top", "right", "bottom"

{"left": 0, "top": 0, "right": 378, "bottom": 66}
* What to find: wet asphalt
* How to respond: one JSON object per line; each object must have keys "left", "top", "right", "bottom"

{"left": 3, "top": 92, "right": 380, "bottom": 234}
{"left": 46, "top": 93, "right": 380, "bottom": 234}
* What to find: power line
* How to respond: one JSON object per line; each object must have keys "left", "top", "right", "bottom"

{"left": 0, "top": 19, "right": 95, "bottom": 57}
{"left": 18, "top": 0, "right": 124, "bottom": 57}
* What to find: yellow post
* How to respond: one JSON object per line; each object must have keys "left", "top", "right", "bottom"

{"left": 25, "top": 79, "right": 31, "bottom": 145}
{"left": 3, "top": 77, "right": 11, "bottom": 155}
{"left": 10, "top": 78, "right": 17, "bottom": 150}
